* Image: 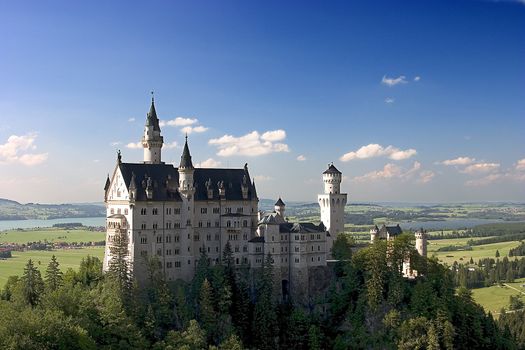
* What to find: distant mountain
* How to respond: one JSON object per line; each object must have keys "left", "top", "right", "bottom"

{"left": 0, "top": 199, "right": 105, "bottom": 221}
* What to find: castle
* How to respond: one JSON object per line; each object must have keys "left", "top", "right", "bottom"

{"left": 102, "top": 98, "right": 347, "bottom": 295}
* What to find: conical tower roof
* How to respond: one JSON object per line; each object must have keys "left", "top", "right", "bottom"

{"left": 179, "top": 135, "right": 194, "bottom": 169}
{"left": 146, "top": 97, "right": 161, "bottom": 132}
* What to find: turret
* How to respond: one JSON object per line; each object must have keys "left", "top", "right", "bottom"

{"left": 178, "top": 135, "right": 195, "bottom": 197}
{"left": 275, "top": 198, "right": 285, "bottom": 217}
{"left": 142, "top": 95, "right": 164, "bottom": 164}
{"left": 370, "top": 225, "right": 379, "bottom": 243}
{"left": 415, "top": 229, "right": 427, "bottom": 257}
{"left": 323, "top": 162, "right": 342, "bottom": 194}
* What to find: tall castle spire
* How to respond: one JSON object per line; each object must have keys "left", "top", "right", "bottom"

{"left": 142, "top": 93, "right": 164, "bottom": 164}
{"left": 178, "top": 134, "right": 195, "bottom": 196}
{"left": 179, "top": 134, "right": 194, "bottom": 169}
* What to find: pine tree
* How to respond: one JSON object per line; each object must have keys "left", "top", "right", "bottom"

{"left": 20, "top": 259, "right": 45, "bottom": 306}
{"left": 426, "top": 322, "right": 439, "bottom": 350}
{"left": 496, "top": 249, "right": 500, "bottom": 258}
{"left": 199, "top": 278, "right": 217, "bottom": 342}
{"left": 308, "top": 324, "right": 322, "bottom": 350}
{"left": 45, "top": 255, "right": 63, "bottom": 291}
{"left": 252, "top": 253, "right": 278, "bottom": 350}
{"left": 108, "top": 227, "right": 132, "bottom": 297}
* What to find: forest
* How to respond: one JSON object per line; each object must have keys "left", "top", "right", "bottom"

{"left": 0, "top": 234, "right": 523, "bottom": 349}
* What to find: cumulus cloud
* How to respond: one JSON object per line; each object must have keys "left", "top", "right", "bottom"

{"left": 208, "top": 130, "right": 290, "bottom": 157}
{"left": 382, "top": 75, "right": 407, "bottom": 87}
{"left": 254, "top": 175, "right": 273, "bottom": 182}
{"left": 461, "top": 162, "right": 500, "bottom": 174}
{"left": 196, "top": 158, "right": 222, "bottom": 168}
{"left": 126, "top": 142, "right": 142, "bottom": 149}
{"left": 297, "top": 155, "right": 306, "bottom": 161}
{"left": 181, "top": 125, "right": 208, "bottom": 135}
{"left": 160, "top": 117, "right": 198, "bottom": 128}
{"left": 0, "top": 133, "right": 48, "bottom": 166}
{"left": 128, "top": 117, "right": 135, "bottom": 122}
{"left": 164, "top": 142, "right": 177, "bottom": 149}
{"left": 516, "top": 158, "right": 525, "bottom": 171}
{"left": 353, "top": 161, "right": 433, "bottom": 184}
{"left": 340, "top": 143, "right": 417, "bottom": 162}
{"left": 414, "top": 76, "right": 421, "bottom": 82}
{"left": 466, "top": 174, "right": 503, "bottom": 187}
{"left": 440, "top": 157, "right": 476, "bottom": 166}
{"left": 385, "top": 97, "right": 395, "bottom": 104}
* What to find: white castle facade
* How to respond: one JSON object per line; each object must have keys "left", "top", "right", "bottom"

{"left": 102, "top": 98, "right": 347, "bottom": 294}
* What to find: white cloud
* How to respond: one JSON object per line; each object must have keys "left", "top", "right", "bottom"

{"left": 196, "top": 158, "right": 222, "bottom": 168}
{"left": 126, "top": 142, "right": 142, "bottom": 149}
{"left": 164, "top": 142, "right": 177, "bottom": 149}
{"left": 261, "top": 130, "right": 286, "bottom": 142}
{"left": 0, "top": 133, "right": 48, "bottom": 166}
{"left": 440, "top": 157, "right": 476, "bottom": 166}
{"left": 466, "top": 174, "right": 503, "bottom": 187}
{"left": 353, "top": 161, "right": 433, "bottom": 184}
{"left": 110, "top": 141, "right": 122, "bottom": 147}
{"left": 382, "top": 75, "right": 407, "bottom": 87}
{"left": 414, "top": 76, "right": 421, "bottom": 82}
{"left": 461, "top": 162, "right": 500, "bottom": 174}
{"left": 254, "top": 175, "right": 273, "bottom": 182}
{"left": 385, "top": 97, "right": 395, "bottom": 104}
{"left": 209, "top": 130, "right": 290, "bottom": 157}
{"left": 128, "top": 117, "right": 135, "bottom": 122}
{"left": 516, "top": 158, "right": 525, "bottom": 171}
{"left": 340, "top": 143, "right": 416, "bottom": 162}
{"left": 182, "top": 125, "right": 208, "bottom": 134}
{"left": 160, "top": 117, "right": 198, "bottom": 128}
{"left": 297, "top": 155, "right": 306, "bottom": 161}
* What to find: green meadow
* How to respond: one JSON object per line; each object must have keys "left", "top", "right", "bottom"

{"left": 472, "top": 278, "right": 525, "bottom": 315}
{"left": 0, "top": 247, "right": 105, "bottom": 287}
{"left": 0, "top": 228, "right": 105, "bottom": 244}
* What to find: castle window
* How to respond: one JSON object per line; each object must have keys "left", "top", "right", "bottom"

{"left": 186, "top": 219, "right": 191, "bottom": 226}
{"left": 318, "top": 245, "right": 320, "bottom": 251}
{"left": 198, "top": 221, "right": 203, "bottom": 228}
{"left": 318, "top": 257, "right": 321, "bottom": 261}
{"left": 201, "top": 208, "right": 207, "bottom": 214}
{"left": 117, "top": 208, "right": 121, "bottom": 214}
{"left": 215, "top": 234, "right": 220, "bottom": 240}
{"left": 166, "top": 235, "right": 172, "bottom": 243}
{"left": 225, "top": 207, "right": 232, "bottom": 214}
{"left": 166, "top": 249, "right": 172, "bottom": 256}
{"left": 153, "top": 223, "right": 158, "bottom": 230}
{"left": 141, "top": 223, "right": 146, "bottom": 230}
{"left": 272, "top": 236, "right": 274, "bottom": 241}
{"left": 206, "top": 234, "right": 211, "bottom": 241}
{"left": 272, "top": 248, "right": 274, "bottom": 253}
{"left": 194, "top": 234, "right": 200, "bottom": 241}
{"left": 237, "top": 207, "right": 243, "bottom": 213}
{"left": 174, "top": 248, "right": 180, "bottom": 255}
{"left": 216, "top": 247, "right": 219, "bottom": 253}
{"left": 227, "top": 221, "right": 231, "bottom": 228}
{"left": 243, "top": 233, "right": 248, "bottom": 240}
{"left": 213, "top": 208, "right": 219, "bottom": 214}
{"left": 124, "top": 209, "right": 128, "bottom": 215}
{"left": 236, "top": 258, "right": 239, "bottom": 264}
{"left": 140, "top": 237, "right": 147, "bottom": 244}
{"left": 156, "top": 236, "right": 162, "bottom": 243}
{"left": 311, "top": 246, "right": 314, "bottom": 251}
{"left": 243, "top": 246, "right": 247, "bottom": 252}
{"left": 207, "top": 247, "right": 211, "bottom": 253}
{"left": 174, "top": 208, "right": 180, "bottom": 214}
{"left": 295, "top": 235, "right": 299, "bottom": 241}
{"left": 175, "top": 261, "right": 181, "bottom": 268}
{"left": 295, "top": 258, "right": 299, "bottom": 263}
{"left": 295, "top": 247, "right": 299, "bottom": 252}
{"left": 166, "top": 222, "right": 172, "bottom": 229}
{"left": 243, "top": 220, "right": 248, "bottom": 227}
{"left": 110, "top": 208, "right": 114, "bottom": 214}
{"left": 215, "top": 221, "right": 220, "bottom": 227}
{"left": 207, "top": 221, "right": 211, "bottom": 228}
{"left": 235, "top": 246, "right": 239, "bottom": 252}
{"left": 175, "top": 235, "right": 180, "bottom": 242}
{"left": 140, "top": 250, "right": 147, "bottom": 257}
{"left": 174, "top": 222, "right": 181, "bottom": 228}
{"left": 157, "top": 249, "right": 162, "bottom": 256}
{"left": 166, "top": 208, "right": 171, "bottom": 215}
{"left": 188, "top": 260, "right": 191, "bottom": 265}
{"left": 153, "top": 208, "right": 158, "bottom": 215}
{"left": 141, "top": 208, "right": 147, "bottom": 215}
{"left": 166, "top": 262, "right": 173, "bottom": 268}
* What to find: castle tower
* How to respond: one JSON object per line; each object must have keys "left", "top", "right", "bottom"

{"left": 142, "top": 96, "right": 164, "bottom": 164}
{"left": 275, "top": 198, "right": 285, "bottom": 217}
{"left": 178, "top": 135, "right": 195, "bottom": 197}
{"left": 415, "top": 229, "right": 427, "bottom": 257}
{"left": 370, "top": 225, "right": 379, "bottom": 243}
{"left": 318, "top": 163, "right": 347, "bottom": 253}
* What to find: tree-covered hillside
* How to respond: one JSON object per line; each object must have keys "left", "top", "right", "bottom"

{"left": 0, "top": 198, "right": 105, "bottom": 220}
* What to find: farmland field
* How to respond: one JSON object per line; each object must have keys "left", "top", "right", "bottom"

{"left": 0, "top": 247, "right": 105, "bottom": 287}
{"left": 428, "top": 238, "right": 522, "bottom": 265}
{"left": 472, "top": 278, "right": 525, "bottom": 315}
{"left": 0, "top": 228, "right": 105, "bottom": 244}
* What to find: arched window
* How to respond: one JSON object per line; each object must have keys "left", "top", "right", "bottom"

{"left": 227, "top": 220, "right": 231, "bottom": 228}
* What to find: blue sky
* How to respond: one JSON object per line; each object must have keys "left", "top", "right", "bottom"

{"left": 0, "top": 0, "right": 524, "bottom": 203}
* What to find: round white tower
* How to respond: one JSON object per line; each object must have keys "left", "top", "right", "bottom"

{"left": 318, "top": 163, "right": 347, "bottom": 256}
{"left": 415, "top": 229, "right": 427, "bottom": 257}
{"left": 370, "top": 225, "right": 379, "bottom": 243}
{"left": 178, "top": 135, "right": 195, "bottom": 195}
{"left": 275, "top": 198, "right": 285, "bottom": 217}
{"left": 142, "top": 96, "right": 164, "bottom": 164}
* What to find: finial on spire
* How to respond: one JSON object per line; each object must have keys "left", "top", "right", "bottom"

{"left": 117, "top": 150, "right": 122, "bottom": 163}
{"left": 185, "top": 133, "right": 188, "bottom": 142}
{"left": 151, "top": 90, "right": 154, "bottom": 103}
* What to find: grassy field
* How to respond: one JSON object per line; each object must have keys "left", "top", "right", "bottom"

{"left": 472, "top": 278, "right": 525, "bottom": 315}
{"left": 0, "top": 247, "right": 105, "bottom": 287}
{"left": 428, "top": 237, "right": 522, "bottom": 265}
{"left": 0, "top": 228, "right": 105, "bottom": 244}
